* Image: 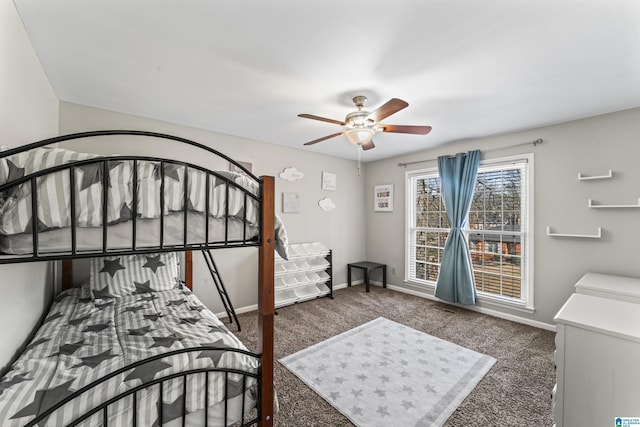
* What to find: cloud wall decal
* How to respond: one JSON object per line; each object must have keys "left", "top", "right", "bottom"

{"left": 279, "top": 167, "right": 304, "bottom": 181}
{"left": 318, "top": 198, "right": 336, "bottom": 211}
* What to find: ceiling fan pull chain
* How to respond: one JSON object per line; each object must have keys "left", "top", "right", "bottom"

{"left": 357, "top": 145, "right": 362, "bottom": 176}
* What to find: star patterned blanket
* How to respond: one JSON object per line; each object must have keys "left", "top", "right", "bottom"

{"left": 0, "top": 287, "right": 259, "bottom": 426}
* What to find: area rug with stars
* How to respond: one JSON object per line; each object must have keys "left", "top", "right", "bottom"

{"left": 279, "top": 317, "right": 496, "bottom": 427}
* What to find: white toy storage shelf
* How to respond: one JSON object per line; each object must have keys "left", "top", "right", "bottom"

{"left": 275, "top": 242, "right": 332, "bottom": 308}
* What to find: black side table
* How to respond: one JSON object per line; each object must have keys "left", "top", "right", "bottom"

{"left": 347, "top": 262, "right": 387, "bottom": 293}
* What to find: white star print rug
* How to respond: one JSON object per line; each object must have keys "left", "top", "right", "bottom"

{"left": 279, "top": 317, "right": 496, "bottom": 427}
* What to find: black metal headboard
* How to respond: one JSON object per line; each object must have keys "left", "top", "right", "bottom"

{"left": 0, "top": 130, "right": 264, "bottom": 264}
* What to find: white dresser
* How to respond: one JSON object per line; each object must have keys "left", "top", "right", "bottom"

{"left": 574, "top": 272, "right": 640, "bottom": 303}
{"left": 553, "top": 273, "right": 640, "bottom": 427}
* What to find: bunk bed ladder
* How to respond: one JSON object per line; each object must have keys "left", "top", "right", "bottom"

{"left": 201, "top": 249, "right": 242, "bottom": 331}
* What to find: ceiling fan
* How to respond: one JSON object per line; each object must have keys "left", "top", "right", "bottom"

{"left": 298, "top": 96, "right": 432, "bottom": 150}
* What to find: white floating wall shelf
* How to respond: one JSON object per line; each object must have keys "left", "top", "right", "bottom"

{"left": 546, "top": 226, "right": 602, "bottom": 239}
{"left": 577, "top": 170, "right": 613, "bottom": 181}
{"left": 588, "top": 198, "right": 640, "bottom": 208}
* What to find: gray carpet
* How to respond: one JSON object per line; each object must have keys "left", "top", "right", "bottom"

{"left": 234, "top": 285, "right": 555, "bottom": 427}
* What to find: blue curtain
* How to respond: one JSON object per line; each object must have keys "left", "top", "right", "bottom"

{"left": 435, "top": 150, "right": 481, "bottom": 305}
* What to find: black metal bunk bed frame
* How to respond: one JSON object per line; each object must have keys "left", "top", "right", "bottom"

{"left": 0, "top": 130, "right": 276, "bottom": 427}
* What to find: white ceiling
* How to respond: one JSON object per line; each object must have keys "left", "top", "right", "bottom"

{"left": 14, "top": 0, "right": 640, "bottom": 162}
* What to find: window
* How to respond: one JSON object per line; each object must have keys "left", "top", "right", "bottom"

{"left": 406, "top": 155, "right": 533, "bottom": 309}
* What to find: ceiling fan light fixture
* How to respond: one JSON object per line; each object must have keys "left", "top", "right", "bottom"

{"left": 345, "top": 110, "right": 371, "bottom": 127}
{"left": 299, "top": 96, "right": 430, "bottom": 150}
{"left": 345, "top": 127, "right": 375, "bottom": 146}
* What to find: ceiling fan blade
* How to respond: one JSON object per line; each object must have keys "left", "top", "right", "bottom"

{"left": 303, "top": 132, "right": 344, "bottom": 146}
{"left": 380, "top": 124, "right": 432, "bottom": 135}
{"left": 368, "top": 98, "right": 409, "bottom": 123}
{"left": 361, "top": 140, "right": 375, "bottom": 150}
{"left": 298, "top": 114, "right": 345, "bottom": 126}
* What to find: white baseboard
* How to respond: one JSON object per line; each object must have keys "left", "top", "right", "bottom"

{"left": 333, "top": 281, "right": 358, "bottom": 290}
{"left": 384, "top": 283, "right": 556, "bottom": 332}
{"left": 216, "top": 282, "right": 356, "bottom": 319}
{"left": 215, "top": 303, "right": 257, "bottom": 320}
{"left": 217, "top": 280, "right": 556, "bottom": 332}
{"left": 338, "top": 279, "right": 555, "bottom": 331}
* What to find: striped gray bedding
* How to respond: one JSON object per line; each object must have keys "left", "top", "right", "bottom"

{"left": 0, "top": 147, "right": 258, "bottom": 235}
{"left": 0, "top": 146, "right": 289, "bottom": 259}
{"left": 0, "top": 287, "right": 259, "bottom": 426}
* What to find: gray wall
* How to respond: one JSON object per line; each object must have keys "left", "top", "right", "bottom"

{"left": 0, "top": 1, "right": 59, "bottom": 371}
{"left": 365, "top": 107, "right": 640, "bottom": 326}
{"left": 58, "top": 102, "right": 367, "bottom": 314}
{"left": 2, "top": 0, "right": 640, "bottom": 365}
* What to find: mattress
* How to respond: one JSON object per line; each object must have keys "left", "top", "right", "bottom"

{"left": 0, "top": 287, "right": 259, "bottom": 426}
{"left": 0, "top": 211, "right": 258, "bottom": 255}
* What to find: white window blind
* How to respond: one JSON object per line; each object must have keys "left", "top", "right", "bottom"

{"left": 406, "top": 154, "right": 533, "bottom": 309}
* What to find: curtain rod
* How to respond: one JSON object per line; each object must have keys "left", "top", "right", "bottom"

{"left": 397, "top": 138, "right": 543, "bottom": 168}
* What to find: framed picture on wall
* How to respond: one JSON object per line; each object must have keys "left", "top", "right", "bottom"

{"left": 229, "top": 160, "right": 253, "bottom": 176}
{"left": 321, "top": 171, "right": 337, "bottom": 191}
{"left": 282, "top": 192, "right": 301, "bottom": 213}
{"left": 374, "top": 184, "right": 394, "bottom": 212}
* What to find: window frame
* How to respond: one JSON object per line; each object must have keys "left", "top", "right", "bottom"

{"left": 404, "top": 153, "right": 534, "bottom": 311}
